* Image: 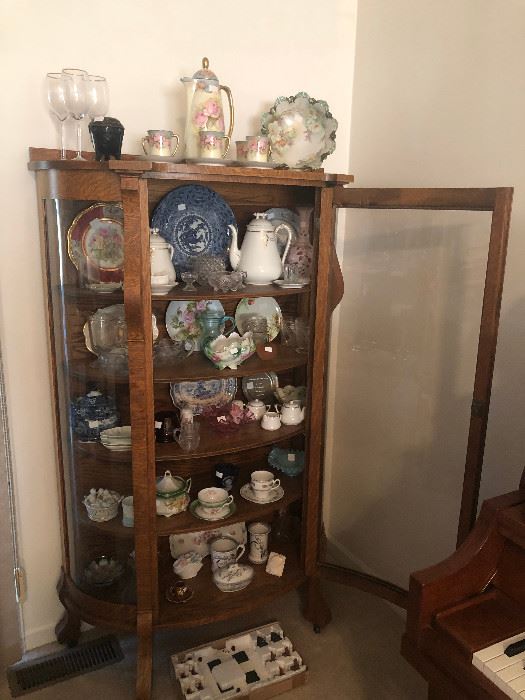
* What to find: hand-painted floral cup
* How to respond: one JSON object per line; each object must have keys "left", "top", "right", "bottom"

{"left": 142, "top": 129, "right": 180, "bottom": 157}
{"left": 236, "top": 140, "right": 248, "bottom": 162}
{"left": 246, "top": 135, "right": 270, "bottom": 163}
{"left": 199, "top": 131, "right": 230, "bottom": 159}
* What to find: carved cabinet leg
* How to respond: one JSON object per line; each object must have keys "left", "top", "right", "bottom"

{"left": 55, "top": 608, "right": 81, "bottom": 647}
{"left": 55, "top": 570, "right": 81, "bottom": 646}
{"left": 136, "top": 610, "right": 153, "bottom": 700}
{"left": 302, "top": 575, "right": 332, "bottom": 631}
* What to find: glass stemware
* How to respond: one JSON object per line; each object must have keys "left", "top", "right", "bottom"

{"left": 62, "top": 68, "right": 88, "bottom": 160}
{"left": 46, "top": 73, "right": 69, "bottom": 159}
{"left": 86, "top": 74, "right": 109, "bottom": 121}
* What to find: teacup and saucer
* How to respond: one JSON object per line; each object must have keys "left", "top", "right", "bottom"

{"left": 192, "top": 487, "right": 234, "bottom": 521}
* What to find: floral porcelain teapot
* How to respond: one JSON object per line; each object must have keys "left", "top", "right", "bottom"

{"left": 181, "top": 57, "right": 234, "bottom": 158}
{"left": 229, "top": 213, "right": 293, "bottom": 285}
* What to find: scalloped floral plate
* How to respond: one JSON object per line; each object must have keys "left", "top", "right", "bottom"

{"left": 261, "top": 91, "right": 337, "bottom": 169}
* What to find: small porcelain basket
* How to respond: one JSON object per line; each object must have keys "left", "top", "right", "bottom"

{"left": 83, "top": 489, "right": 122, "bottom": 522}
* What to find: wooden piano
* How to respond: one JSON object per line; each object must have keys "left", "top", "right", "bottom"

{"left": 402, "top": 472, "right": 525, "bottom": 699}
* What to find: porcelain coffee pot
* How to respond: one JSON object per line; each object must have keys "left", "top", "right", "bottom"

{"left": 181, "top": 57, "right": 234, "bottom": 158}
{"left": 279, "top": 400, "right": 305, "bottom": 426}
{"left": 150, "top": 228, "right": 176, "bottom": 284}
{"left": 229, "top": 213, "right": 293, "bottom": 285}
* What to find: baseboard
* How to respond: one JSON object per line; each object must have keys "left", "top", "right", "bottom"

{"left": 24, "top": 621, "right": 93, "bottom": 651}
{"left": 325, "top": 535, "right": 406, "bottom": 619}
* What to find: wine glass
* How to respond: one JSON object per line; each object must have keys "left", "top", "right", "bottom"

{"left": 86, "top": 75, "right": 109, "bottom": 121}
{"left": 46, "top": 73, "right": 69, "bottom": 159}
{"left": 62, "top": 68, "right": 88, "bottom": 160}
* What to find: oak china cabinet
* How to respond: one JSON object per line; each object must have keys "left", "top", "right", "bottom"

{"left": 30, "top": 148, "right": 511, "bottom": 699}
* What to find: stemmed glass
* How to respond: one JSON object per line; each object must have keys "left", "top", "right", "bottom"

{"left": 62, "top": 68, "right": 88, "bottom": 160}
{"left": 86, "top": 75, "right": 109, "bottom": 122}
{"left": 46, "top": 73, "right": 69, "bottom": 159}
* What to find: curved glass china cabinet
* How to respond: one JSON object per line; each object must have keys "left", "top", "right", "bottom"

{"left": 31, "top": 150, "right": 511, "bottom": 699}
{"left": 30, "top": 149, "right": 352, "bottom": 698}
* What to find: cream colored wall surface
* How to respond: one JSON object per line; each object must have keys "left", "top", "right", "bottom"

{"left": 0, "top": 0, "right": 356, "bottom": 648}
{"left": 325, "top": 0, "right": 525, "bottom": 587}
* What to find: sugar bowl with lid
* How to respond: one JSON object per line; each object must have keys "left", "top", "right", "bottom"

{"left": 155, "top": 471, "right": 191, "bottom": 517}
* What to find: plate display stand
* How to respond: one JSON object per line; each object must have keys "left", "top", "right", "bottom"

{"left": 29, "top": 149, "right": 352, "bottom": 699}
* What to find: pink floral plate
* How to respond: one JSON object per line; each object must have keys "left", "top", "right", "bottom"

{"left": 67, "top": 203, "right": 124, "bottom": 283}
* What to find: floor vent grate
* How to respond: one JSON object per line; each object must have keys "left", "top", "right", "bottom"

{"left": 6, "top": 635, "right": 124, "bottom": 696}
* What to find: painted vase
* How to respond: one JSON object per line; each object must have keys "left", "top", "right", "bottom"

{"left": 287, "top": 207, "right": 313, "bottom": 280}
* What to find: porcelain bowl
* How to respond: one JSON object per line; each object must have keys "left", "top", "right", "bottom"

{"left": 173, "top": 551, "right": 203, "bottom": 579}
{"left": 213, "top": 563, "right": 254, "bottom": 592}
{"left": 203, "top": 332, "right": 255, "bottom": 370}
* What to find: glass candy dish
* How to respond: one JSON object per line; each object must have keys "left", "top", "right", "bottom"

{"left": 267, "top": 446, "right": 305, "bottom": 477}
{"left": 84, "top": 556, "right": 124, "bottom": 587}
{"left": 202, "top": 403, "right": 255, "bottom": 434}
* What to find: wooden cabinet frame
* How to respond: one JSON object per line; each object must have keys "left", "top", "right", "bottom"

{"left": 30, "top": 149, "right": 512, "bottom": 697}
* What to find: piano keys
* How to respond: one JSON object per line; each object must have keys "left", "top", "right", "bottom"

{"left": 473, "top": 633, "right": 525, "bottom": 698}
{"left": 402, "top": 483, "right": 525, "bottom": 699}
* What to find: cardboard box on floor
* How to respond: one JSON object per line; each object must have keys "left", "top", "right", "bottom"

{"left": 170, "top": 621, "right": 308, "bottom": 699}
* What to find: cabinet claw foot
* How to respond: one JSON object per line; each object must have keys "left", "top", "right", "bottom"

{"left": 55, "top": 609, "right": 81, "bottom": 646}
{"left": 302, "top": 575, "right": 332, "bottom": 630}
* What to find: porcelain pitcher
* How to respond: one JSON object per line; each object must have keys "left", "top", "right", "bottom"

{"left": 229, "top": 213, "right": 293, "bottom": 285}
{"left": 150, "top": 228, "right": 176, "bottom": 283}
{"left": 181, "top": 57, "right": 234, "bottom": 158}
{"left": 279, "top": 400, "right": 305, "bottom": 425}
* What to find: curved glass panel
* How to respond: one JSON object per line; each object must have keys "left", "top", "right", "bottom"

{"left": 44, "top": 197, "right": 135, "bottom": 604}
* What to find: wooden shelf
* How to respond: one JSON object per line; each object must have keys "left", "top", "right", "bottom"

{"left": 153, "top": 346, "right": 306, "bottom": 381}
{"left": 76, "top": 424, "right": 303, "bottom": 464}
{"left": 77, "top": 474, "right": 303, "bottom": 539}
{"left": 151, "top": 283, "right": 310, "bottom": 302}
{"left": 156, "top": 473, "right": 303, "bottom": 536}
{"left": 63, "top": 283, "right": 309, "bottom": 304}
{"left": 156, "top": 539, "right": 305, "bottom": 628}
{"left": 70, "top": 346, "right": 306, "bottom": 384}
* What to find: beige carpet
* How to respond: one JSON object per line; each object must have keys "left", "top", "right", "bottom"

{"left": 3, "top": 581, "right": 427, "bottom": 699}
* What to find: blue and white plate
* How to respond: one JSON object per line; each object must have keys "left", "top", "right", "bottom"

{"left": 151, "top": 185, "right": 236, "bottom": 273}
{"left": 170, "top": 378, "right": 238, "bottom": 414}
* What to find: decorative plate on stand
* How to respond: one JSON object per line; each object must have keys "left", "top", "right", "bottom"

{"left": 67, "top": 203, "right": 124, "bottom": 283}
{"left": 261, "top": 92, "right": 337, "bottom": 169}
{"left": 151, "top": 184, "right": 236, "bottom": 272}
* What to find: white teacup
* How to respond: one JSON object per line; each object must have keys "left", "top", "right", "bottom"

{"left": 197, "top": 487, "right": 233, "bottom": 516}
{"left": 251, "top": 470, "right": 280, "bottom": 500}
{"left": 210, "top": 536, "right": 245, "bottom": 571}
{"left": 261, "top": 411, "right": 281, "bottom": 431}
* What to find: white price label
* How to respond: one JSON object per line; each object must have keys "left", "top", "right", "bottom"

{"left": 154, "top": 421, "right": 162, "bottom": 429}
{"left": 246, "top": 382, "right": 254, "bottom": 389}
{"left": 177, "top": 203, "right": 186, "bottom": 211}
{"left": 88, "top": 420, "right": 100, "bottom": 428}
{"left": 288, "top": 454, "right": 296, "bottom": 462}
{"left": 264, "top": 346, "right": 272, "bottom": 352}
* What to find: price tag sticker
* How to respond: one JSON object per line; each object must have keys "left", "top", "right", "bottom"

{"left": 246, "top": 382, "right": 254, "bottom": 389}
{"left": 288, "top": 454, "right": 296, "bottom": 462}
{"left": 88, "top": 420, "right": 100, "bottom": 428}
{"left": 264, "top": 346, "right": 272, "bottom": 352}
{"left": 177, "top": 203, "right": 186, "bottom": 211}
{"left": 154, "top": 421, "right": 162, "bottom": 429}
{"left": 216, "top": 471, "right": 223, "bottom": 479}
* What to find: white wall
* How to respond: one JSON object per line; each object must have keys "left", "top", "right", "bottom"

{"left": 0, "top": 0, "right": 357, "bottom": 648}
{"left": 326, "top": 0, "right": 525, "bottom": 587}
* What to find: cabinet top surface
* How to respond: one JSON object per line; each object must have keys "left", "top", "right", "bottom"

{"left": 28, "top": 148, "right": 354, "bottom": 187}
